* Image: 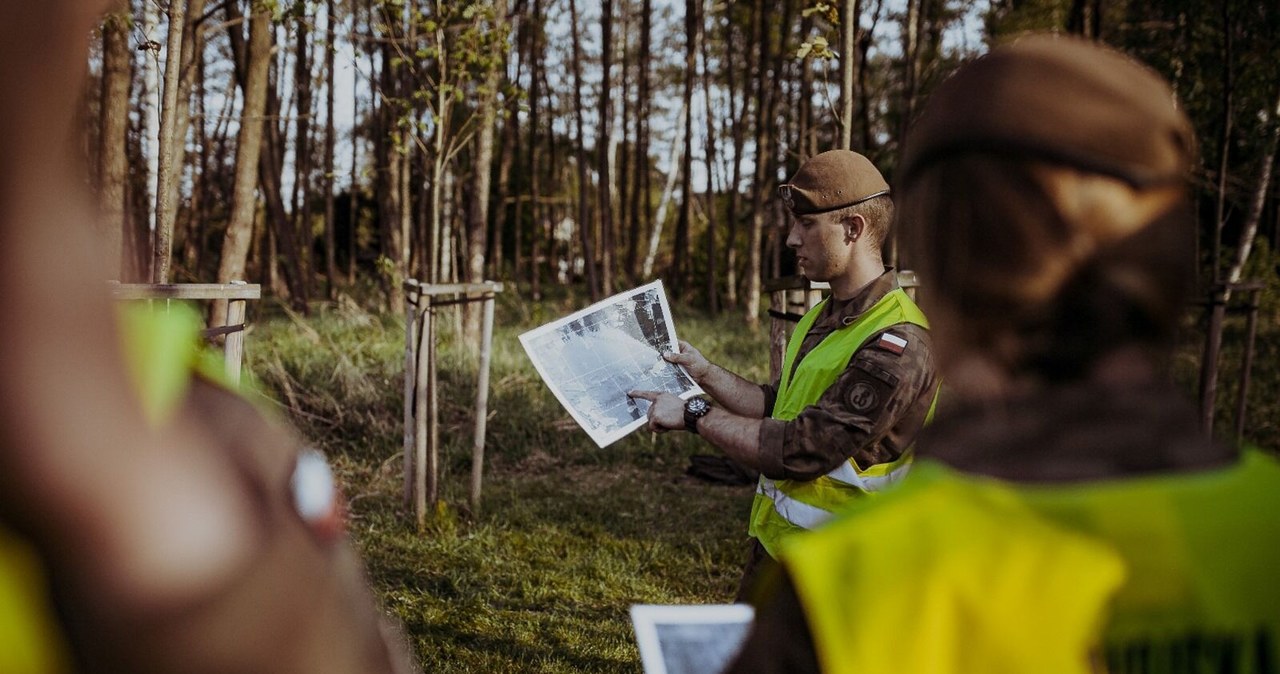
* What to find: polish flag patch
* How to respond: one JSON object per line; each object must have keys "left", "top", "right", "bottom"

{"left": 877, "top": 332, "right": 908, "bottom": 355}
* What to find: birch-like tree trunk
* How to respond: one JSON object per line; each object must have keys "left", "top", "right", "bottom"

{"left": 1225, "top": 90, "right": 1280, "bottom": 293}
{"left": 141, "top": 1, "right": 161, "bottom": 280}
{"left": 152, "top": 0, "right": 187, "bottom": 283}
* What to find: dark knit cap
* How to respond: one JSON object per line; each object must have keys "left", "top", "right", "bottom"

{"left": 899, "top": 35, "right": 1195, "bottom": 188}
{"left": 778, "top": 149, "right": 890, "bottom": 215}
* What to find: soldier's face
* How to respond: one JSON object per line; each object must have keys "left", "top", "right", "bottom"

{"left": 786, "top": 211, "right": 853, "bottom": 282}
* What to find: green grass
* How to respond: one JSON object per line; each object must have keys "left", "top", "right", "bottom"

{"left": 244, "top": 289, "right": 766, "bottom": 673}
{"left": 243, "top": 285, "right": 1279, "bottom": 672}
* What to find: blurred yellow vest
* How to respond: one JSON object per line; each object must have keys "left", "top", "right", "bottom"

{"left": 783, "top": 451, "right": 1280, "bottom": 674}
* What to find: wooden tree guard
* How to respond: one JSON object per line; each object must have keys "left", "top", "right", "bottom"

{"left": 763, "top": 271, "right": 920, "bottom": 382}
{"left": 109, "top": 281, "right": 261, "bottom": 385}
{"left": 1197, "top": 281, "right": 1265, "bottom": 441}
{"left": 402, "top": 279, "right": 502, "bottom": 528}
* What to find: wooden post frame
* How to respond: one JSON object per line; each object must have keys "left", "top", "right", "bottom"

{"left": 402, "top": 279, "right": 504, "bottom": 527}
{"left": 110, "top": 282, "right": 262, "bottom": 384}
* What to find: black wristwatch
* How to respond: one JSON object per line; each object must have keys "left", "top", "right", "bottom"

{"left": 684, "top": 397, "right": 711, "bottom": 434}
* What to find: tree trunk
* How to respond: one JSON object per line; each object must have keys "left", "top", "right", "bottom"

{"left": 643, "top": 107, "right": 687, "bottom": 279}
{"left": 674, "top": 0, "right": 697, "bottom": 296}
{"left": 324, "top": 0, "right": 338, "bottom": 298}
{"left": 465, "top": 0, "right": 509, "bottom": 344}
{"left": 375, "top": 2, "right": 406, "bottom": 308}
{"left": 568, "top": 0, "right": 601, "bottom": 300}
{"left": 527, "top": 0, "right": 543, "bottom": 299}
{"left": 839, "top": 0, "right": 861, "bottom": 150}
{"left": 598, "top": 0, "right": 616, "bottom": 295}
{"left": 627, "top": 0, "right": 653, "bottom": 284}
{"left": 745, "top": 0, "right": 777, "bottom": 330}
{"left": 98, "top": 1, "right": 131, "bottom": 281}
{"left": 213, "top": 1, "right": 272, "bottom": 327}
{"left": 141, "top": 1, "right": 161, "bottom": 281}
{"left": 1225, "top": 89, "right": 1280, "bottom": 292}
{"left": 723, "top": 6, "right": 745, "bottom": 308}
{"left": 151, "top": 0, "right": 187, "bottom": 283}
{"left": 1213, "top": 0, "right": 1233, "bottom": 287}
{"left": 701, "top": 0, "right": 719, "bottom": 314}
{"left": 292, "top": 8, "right": 315, "bottom": 298}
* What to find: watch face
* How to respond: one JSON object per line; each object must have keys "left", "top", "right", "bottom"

{"left": 686, "top": 397, "right": 710, "bottom": 415}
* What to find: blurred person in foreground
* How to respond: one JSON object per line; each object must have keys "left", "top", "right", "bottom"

{"left": 0, "top": 2, "right": 417, "bottom": 672}
{"left": 630, "top": 149, "right": 939, "bottom": 600}
{"left": 724, "top": 35, "right": 1280, "bottom": 674}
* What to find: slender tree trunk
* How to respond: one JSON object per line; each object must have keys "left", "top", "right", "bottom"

{"left": 213, "top": 2, "right": 272, "bottom": 327}
{"left": 643, "top": 108, "right": 687, "bottom": 278}
{"left": 141, "top": 1, "right": 161, "bottom": 281}
{"left": 628, "top": 0, "right": 653, "bottom": 284}
{"left": 1213, "top": 1, "right": 1233, "bottom": 286}
{"left": 615, "top": 2, "right": 633, "bottom": 285}
{"left": 724, "top": 6, "right": 745, "bottom": 308}
{"left": 745, "top": 0, "right": 776, "bottom": 330}
{"left": 839, "top": 0, "right": 861, "bottom": 150}
{"left": 226, "top": 2, "right": 309, "bottom": 310}
{"left": 152, "top": 0, "right": 186, "bottom": 283}
{"left": 324, "top": 0, "right": 338, "bottom": 298}
{"left": 569, "top": 0, "right": 601, "bottom": 299}
{"left": 598, "top": 0, "right": 616, "bottom": 295}
{"left": 465, "top": 0, "right": 509, "bottom": 343}
{"left": 674, "top": 0, "right": 697, "bottom": 295}
{"left": 527, "top": 0, "right": 543, "bottom": 299}
{"left": 98, "top": 2, "right": 131, "bottom": 281}
{"left": 1225, "top": 90, "right": 1280, "bottom": 292}
{"left": 375, "top": 1, "right": 406, "bottom": 308}
{"left": 292, "top": 10, "right": 315, "bottom": 299}
{"left": 701, "top": 0, "right": 719, "bottom": 313}
{"left": 350, "top": 0, "right": 367, "bottom": 284}
{"left": 858, "top": 0, "right": 882, "bottom": 151}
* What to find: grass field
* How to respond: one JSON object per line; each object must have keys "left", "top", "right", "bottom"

{"left": 245, "top": 284, "right": 1278, "bottom": 672}
{"left": 246, "top": 289, "right": 768, "bottom": 672}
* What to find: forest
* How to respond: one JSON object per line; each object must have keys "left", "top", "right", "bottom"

{"left": 76, "top": 0, "right": 1280, "bottom": 669}
{"left": 88, "top": 0, "right": 1280, "bottom": 326}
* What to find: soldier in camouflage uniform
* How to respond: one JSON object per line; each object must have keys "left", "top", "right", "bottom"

{"left": 630, "top": 150, "right": 940, "bottom": 599}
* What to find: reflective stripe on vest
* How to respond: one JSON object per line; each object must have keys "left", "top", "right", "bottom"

{"left": 749, "top": 287, "right": 933, "bottom": 557}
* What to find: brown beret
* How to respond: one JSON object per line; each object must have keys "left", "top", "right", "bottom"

{"left": 899, "top": 35, "right": 1195, "bottom": 188}
{"left": 778, "top": 149, "right": 890, "bottom": 215}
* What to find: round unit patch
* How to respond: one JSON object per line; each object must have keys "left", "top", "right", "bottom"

{"left": 848, "top": 382, "right": 879, "bottom": 413}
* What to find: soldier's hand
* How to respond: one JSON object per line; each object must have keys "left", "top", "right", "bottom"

{"left": 664, "top": 340, "right": 712, "bottom": 381}
{"left": 627, "top": 390, "right": 685, "bottom": 433}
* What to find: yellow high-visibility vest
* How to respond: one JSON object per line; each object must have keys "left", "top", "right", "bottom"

{"left": 749, "top": 287, "right": 933, "bottom": 557}
{"left": 784, "top": 451, "right": 1280, "bottom": 674}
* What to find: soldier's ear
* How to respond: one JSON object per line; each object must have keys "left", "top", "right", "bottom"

{"left": 844, "top": 213, "right": 866, "bottom": 244}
